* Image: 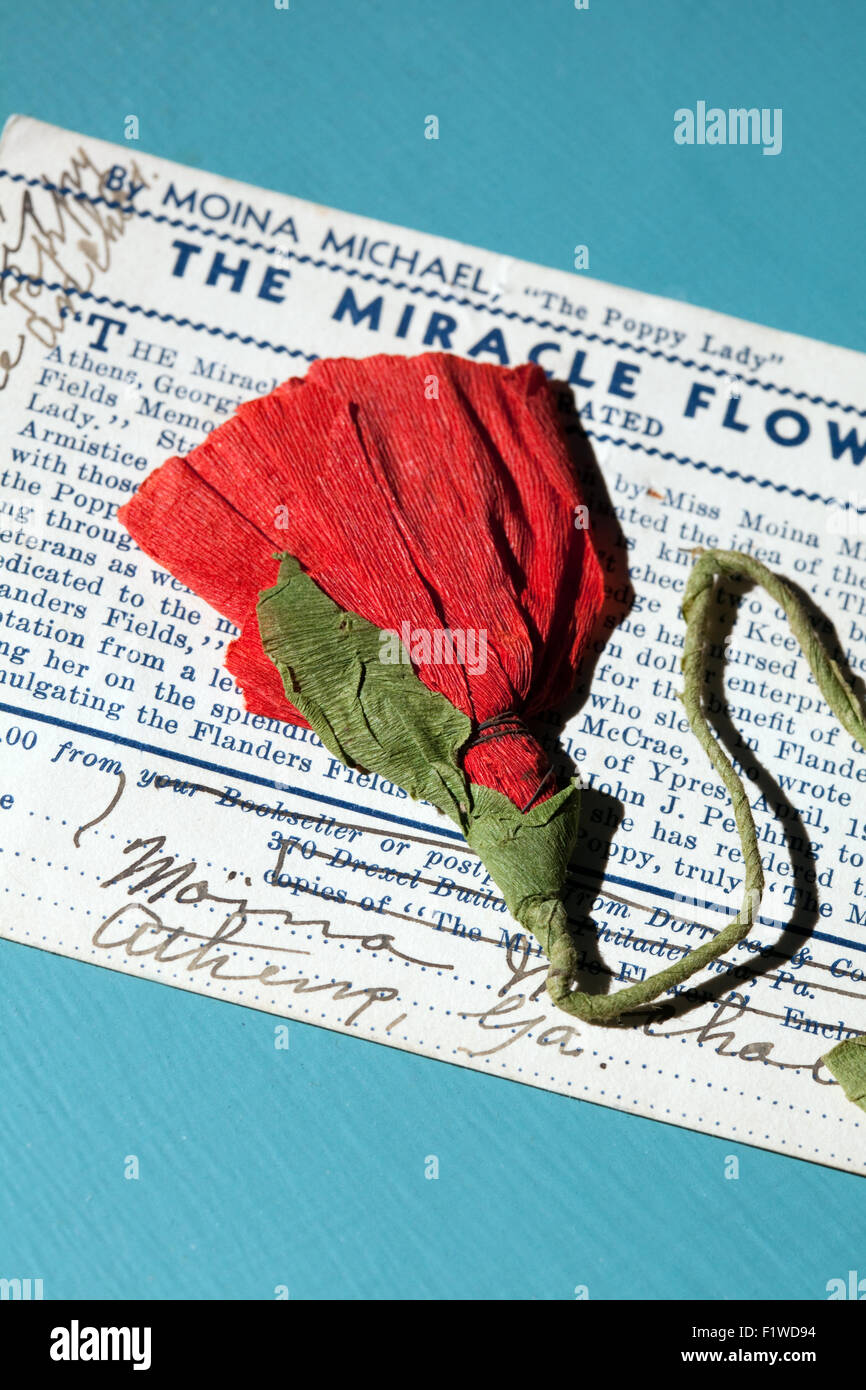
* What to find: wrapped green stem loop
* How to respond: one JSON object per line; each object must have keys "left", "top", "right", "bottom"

{"left": 543, "top": 548, "right": 866, "bottom": 1025}
{"left": 544, "top": 549, "right": 866, "bottom": 1059}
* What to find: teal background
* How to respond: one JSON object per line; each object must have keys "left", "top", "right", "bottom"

{"left": 1, "top": 0, "right": 864, "bottom": 1299}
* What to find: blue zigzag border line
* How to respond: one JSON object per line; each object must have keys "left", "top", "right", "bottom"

{"left": 0, "top": 267, "right": 318, "bottom": 361}
{"left": 2, "top": 167, "right": 864, "bottom": 419}
{"left": 583, "top": 430, "right": 856, "bottom": 509}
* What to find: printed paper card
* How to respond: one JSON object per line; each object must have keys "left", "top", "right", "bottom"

{"left": 1, "top": 116, "right": 864, "bottom": 1173}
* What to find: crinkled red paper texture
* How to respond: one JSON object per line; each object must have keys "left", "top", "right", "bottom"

{"left": 118, "top": 353, "right": 604, "bottom": 809}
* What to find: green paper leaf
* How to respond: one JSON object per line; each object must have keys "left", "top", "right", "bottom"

{"left": 256, "top": 553, "right": 582, "bottom": 930}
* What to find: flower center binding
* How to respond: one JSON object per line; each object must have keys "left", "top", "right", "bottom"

{"left": 464, "top": 710, "right": 557, "bottom": 813}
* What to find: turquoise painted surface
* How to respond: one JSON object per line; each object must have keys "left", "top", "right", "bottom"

{"left": 0, "top": 0, "right": 864, "bottom": 1299}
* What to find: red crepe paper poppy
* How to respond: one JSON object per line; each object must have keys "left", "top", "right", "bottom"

{"left": 118, "top": 353, "right": 605, "bottom": 810}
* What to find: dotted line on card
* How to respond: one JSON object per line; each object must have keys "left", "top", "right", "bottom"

{"left": 0, "top": 268, "right": 318, "bottom": 362}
